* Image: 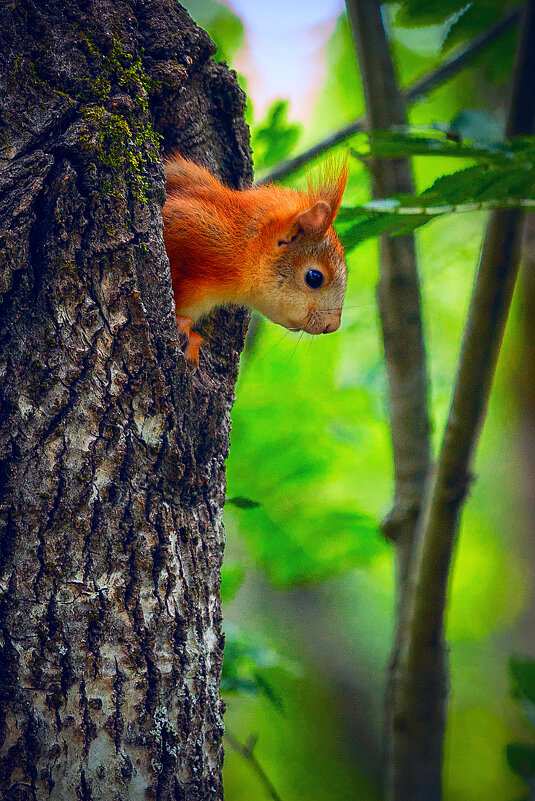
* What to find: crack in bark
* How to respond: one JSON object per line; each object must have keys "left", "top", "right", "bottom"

{"left": 0, "top": 1, "right": 251, "bottom": 797}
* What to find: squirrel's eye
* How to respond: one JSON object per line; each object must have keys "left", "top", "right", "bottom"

{"left": 305, "top": 269, "right": 324, "bottom": 289}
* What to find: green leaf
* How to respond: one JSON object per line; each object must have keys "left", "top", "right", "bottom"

{"left": 251, "top": 100, "right": 302, "bottom": 172}
{"left": 337, "top": 137, "right": 535, "bottom": 249}
{"left": 392, "top": 0, "right": 518, "bottom": 54}
{"left": 229, "top": 504, "right": 380, "bottom": 588}
{"left": 510, "top": 657, "right": 535, "bottom": 705}
{"left": 221, "top": 563, "right": 245, "bottom": 604}
{"left": 338, "top": 211, "right": 424, "bottom": 249}
{"left": 506, "top": 743, "right": 535, "bottom": 779}
{"left": 350, "top": 130, "right": 514, "bottom": 162}
{"left": 393, "top": 0, "right": 469, "bottom": 28}
{"left": 442, "top": 2, "right": 521, "bottom": 53}
{"left": 183, "top": 0, "right": 244, "bottom": 64}
{"left": 222, "top": 625, "right": 298, "bottom": 707}
{"left": 227, "top": 330, "right": 388, "bottom": 588}
{"left": 226, "top": 496, "right": 261, "bottom": 509}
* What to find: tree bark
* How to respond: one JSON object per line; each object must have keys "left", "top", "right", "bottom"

{"left": 0, "top": 2, "right": 251, "bottom": 799}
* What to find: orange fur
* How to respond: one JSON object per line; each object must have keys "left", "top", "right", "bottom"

{"left": 162, "top": 154, "right": 348, "bottom": 363}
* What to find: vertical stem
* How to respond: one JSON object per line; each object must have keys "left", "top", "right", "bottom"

{"left": 388, "top": 3, "right": 535, "bottom": 800}
{"left": 345, "top": 0, "right": 431, "bottom": 575}
{"left": 347, "top": 1, "right": 535, "bottom": 798}
{"left": 345, "top": 0, "right": 432, "bottom": 794}
{"left": 515, "top": 215, "right": 535, "bottom": 625}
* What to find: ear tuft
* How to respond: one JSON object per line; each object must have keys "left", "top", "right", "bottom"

{"left": 309, "top": 157, "right": 349, "bottom": 224}
{"left": 295, "top": 200, "right": 331, "bottom": 236}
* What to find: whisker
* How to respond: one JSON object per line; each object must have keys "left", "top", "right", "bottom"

{"left": 320, "top": 302, "right": 375, "bottom": 311}
{"left": 254, "top": 327, "right": 291, "bottom": 364}
{"left": 287, "top": 331, "right": 304, "bottom": 367}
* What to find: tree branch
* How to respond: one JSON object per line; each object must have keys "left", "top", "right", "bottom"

{"left": 389, "top": 2, "right": 535, "bottom": 799}
{"left": 225, "top": 730, "right": 284, "bottom": 801}
{"left": 258, "top": 8, "right": 520, "bottom": 185}
{"left": 344, "top": 2, "right": 432, "bottom": 799}
{"left": 345, "top": 0, "right": 431, "bottom": 570}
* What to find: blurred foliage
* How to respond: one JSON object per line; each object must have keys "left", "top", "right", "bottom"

{"left": 393, "top": 0, "right": 523, "bottom": 52}
{"left": 182, "top": 0, "right": 303, "bottom": 168}
{"left": 222, "top": 624, "right": 296, "bottom": 708}
{"left": 507, "top": 657, "right": 535, "bottom": 799}
{"left": 181, "top": 0, "right": 244, "bottom": 64}
{"left": 227, "top": 337, "right": 384, "bottom": 587}
{"left": 309, "top": 13, "right": 363, "bottom": 142}
{"left": 250, "top": 100, "right": 303, "bottom": 172}
{"left": 450, "top": 108, "right": 504, "bottom": 142}
{"left": 178, "top": 2, "right": 534, "bottom": 800}
{"left": 225, "top": 496, "right": 261, "bottom": 510}
{"left": 221, "top": 561, "right": 245, "bottom": 603}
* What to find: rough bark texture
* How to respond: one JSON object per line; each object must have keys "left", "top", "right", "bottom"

{"left": 0, "top": 2, "right": 252, "bottom": 799}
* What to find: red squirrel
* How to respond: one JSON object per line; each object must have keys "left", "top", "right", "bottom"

{"left": 162, "top": 154, "right": 348, "bottom": 365}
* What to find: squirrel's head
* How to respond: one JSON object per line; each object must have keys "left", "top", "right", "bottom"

{"left": 252, "top": 164, "right": 348, "bottom": 336}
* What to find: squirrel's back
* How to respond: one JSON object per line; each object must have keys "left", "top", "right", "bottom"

{"left": 162, "top": 153, "right": 348, "bottom": 336}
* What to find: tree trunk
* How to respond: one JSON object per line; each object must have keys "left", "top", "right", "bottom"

{"left": 0, "top": 2, "right": 251, "bottom": 799}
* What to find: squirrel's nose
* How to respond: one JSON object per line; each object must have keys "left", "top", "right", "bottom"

{"left": 323, "top": 318, "right": 340, "bottom": 334}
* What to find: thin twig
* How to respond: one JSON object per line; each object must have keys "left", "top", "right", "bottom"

{"left": 258, "top": 8, "right": 520, "bottom": 185}
{"left": 224, "top": 730, "right": 284, "bottom": 801}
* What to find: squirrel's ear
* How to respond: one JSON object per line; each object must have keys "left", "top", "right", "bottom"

{"left": 291, "top": 201, "right": 331, "bottom": 238}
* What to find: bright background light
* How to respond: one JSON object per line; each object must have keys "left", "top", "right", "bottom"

{"left": 225, "top": 0, "right": 344, "bottom": 120}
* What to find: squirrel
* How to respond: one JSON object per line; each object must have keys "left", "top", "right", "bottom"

{"left": 162, "top": 154, "right": 348, "bottom": 365}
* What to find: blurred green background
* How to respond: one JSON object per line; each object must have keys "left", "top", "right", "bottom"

{"left": 182, "top": 2, "right": 534, "bottom": 798}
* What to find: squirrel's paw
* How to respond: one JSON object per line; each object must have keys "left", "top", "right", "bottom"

{"left": 184, "top": 331, "right": 203, "bottom": 367}
{"left": 176, "top": 315, "right": 203, "bottom": 367}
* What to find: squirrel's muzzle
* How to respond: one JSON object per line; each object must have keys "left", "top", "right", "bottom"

{"left": 323, "top": 314, "right": 342, "bottom": 333}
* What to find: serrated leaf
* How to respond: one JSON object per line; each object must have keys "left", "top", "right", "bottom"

{"left": 337, "top": 149, "right": 535, "bottom": 250}
{"left": 390, "top": 217, "right": 432, "bottom": 237}
{"left": 350, "top": 130, "right": 514, "bottom": 163}
{"left": 507, "top": 743, "right": 535, "bottom": 779}
{"left": 226, "top": 496, "right": 261, "bottom": 509}
{"left": 338, "top": 213, "right": 410, "bottom": 248}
